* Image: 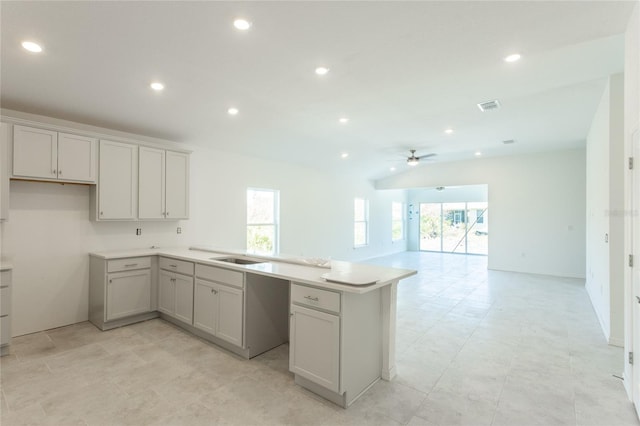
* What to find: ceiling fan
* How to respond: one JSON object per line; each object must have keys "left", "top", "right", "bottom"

{"left": 406, "top": 149, "right": 436, "bottom": 166}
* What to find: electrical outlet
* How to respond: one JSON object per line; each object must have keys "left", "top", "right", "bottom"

{"left": 177, "top": 227, "right": 182, "bottom": 234}
{"left": 136, "top": 228, "right": 142, "bottom": 236}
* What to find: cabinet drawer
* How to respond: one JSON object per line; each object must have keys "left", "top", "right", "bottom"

{"left": 0, "top": 315, "right": 9, "bottom": 346}
{"left": 291, "top": 283, "right": 340, "bottom": 314}
{"left": 107, "top": 257, "right": 151, "bottom": 273}
{"left": 195, "top": 264, "right": 243, "bottom": 289}
{"left": 160, "top": 257, "right": 194, "bottom": 276}
{"left": 0, "top": 285, "right": 9, "bottom": 316}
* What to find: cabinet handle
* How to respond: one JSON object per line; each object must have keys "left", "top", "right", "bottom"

{"left": 100, "top": 211, "right": 104, "bottom": 216}
{"left": 52, "top": 169, "right": 56, "bottom": 175}
{"left": 304, "top": 295, "right": 319, "bottom": 302}
{"left": 166, "top": 212, "right": 170, "bottom": 216}
{"left": 169, "top": 264, "right": 177, "bottom": 268}
{"left": 109, "top": 279, "right": 112, "bottom": 283}
{"left": 59, "top": 170, "right": 62, "bottom": 176}
{"left": 124, "top": 264, "right": 138, "bottom": 268}
{"left": 210, "top": 288, "right": 218, "bottom": 294}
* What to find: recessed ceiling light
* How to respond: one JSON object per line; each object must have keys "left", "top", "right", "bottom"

{"left": 21, "top": 41, "right": 42, "bottom": 53}
{"left": 444, "top": 128, "right": 453, "bottom": 134}
{"left": 228, "top": 107, "right": 239, "bottom": 115}
{"left": 341, "top": 153, "right": 349, "bottom": 159}
{"left": 475, "top": 151, "right": 482, "bottom": 156}
{"left": 233, "top": 19, "right": 252, "bottom": 30}
{"left": 390, "top": 167, "right": 396, "bottom": 172}
{"left": 315, "top": 67, "right": 330, "bottom": 76}
{"left": 504, "top": 53, "right": 521, "bottom": 63}
{"left": 339, "top": 117, "right": 349, "bottom": 124}
{"left": 150, "top": 82, "right": 165, "bottom": 91}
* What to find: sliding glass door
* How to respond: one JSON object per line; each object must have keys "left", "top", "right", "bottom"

{"left": 419, "top": 202, "right": 488, "bottom": 255}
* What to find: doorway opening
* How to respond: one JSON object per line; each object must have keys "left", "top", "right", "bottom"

{"left": 419, "top": 201, "right": 488, "bottom": 255}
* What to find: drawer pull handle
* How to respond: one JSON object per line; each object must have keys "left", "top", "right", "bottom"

{"left": 304, "top": 295, "right": 319, "bottom": 302}
{"left": 211, "top": 288, "right": 218, "bottom": 294}
{"left": 124, "top": 264, "right": 138, "bottom": 268}
{"left": 169, "top": 264, "right": 177, "bottom": 268}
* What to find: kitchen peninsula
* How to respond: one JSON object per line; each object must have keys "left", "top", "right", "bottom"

{"left": 89, "top": 247, "right": 416, "bottom": 407}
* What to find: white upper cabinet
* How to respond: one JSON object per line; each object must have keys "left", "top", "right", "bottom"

{"left": 139, "top": 148, "right": 189, "bottom": 220}
{"left": 12, "top": 125, "right": 58, "bottom": 180}
{"left": 165, "top": 151, "right": 189, "bottom": 220}
{"left": 0, "top": 123, "right": 9, "bottom": 221}
{"left": 57, "top": 132, "right": 97, "bottom": 182}
{"left": 98, "top": 140, "right": 138, "bottom": 220}
{"left": 12, "top": 125, "right": 96, "bottom": 183}
{"left": 138, "top": 147, "right": 166, "bottom": 219}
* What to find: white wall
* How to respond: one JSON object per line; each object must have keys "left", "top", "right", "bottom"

{"left": 624, "top": 2, "right": 640, "bottom": 399}
{"left": 376, "top": 149, "right": 586, "bottom": 278}
{"left": 0, "top": 116, "right": 407, "bottom": 337}
{"left": 189, "top": 146, "right": 408, "bottom": 261}
{"left": 585, "top": 73, "right": 625, "bottom": 346}
{"left": 406, "top": 185, "right": 488, "bottom": 251}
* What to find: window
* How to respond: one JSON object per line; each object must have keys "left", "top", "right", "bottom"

{"left": 247, "top": 188, "right": 279, "bottom": 254}
{"left": 354, "top": 198, "right": 369, "bottom": 247}
{"left": 391, "top": 202, "right": 404, "bottom": 241}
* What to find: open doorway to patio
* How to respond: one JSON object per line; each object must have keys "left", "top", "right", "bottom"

{"left": 408, "top": 185, "right": 488, "bottom": 256}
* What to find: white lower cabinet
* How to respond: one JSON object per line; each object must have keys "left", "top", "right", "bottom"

{"left": 106, "top": 269, "right": 151, "bottom": 321}
{"left": 289, "top": 282, "right": 382, "bottom": 408}
{"left": 1, "top": 268, "right": 12, "bottom": 356}
{"left": 158, "top": 260, "right": 194, "bottom": 325}
{"left": 290, "top": 304, "right": 340, "bottom": 392}
{"left": 194, "top": 279, "right": 243, "bottom": 346}
{"left": 89, "top": 256, "right": 156, "bottom": 330}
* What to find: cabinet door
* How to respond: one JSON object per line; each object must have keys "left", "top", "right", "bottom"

{"left": 194, "top": 279, "right": 216, "bottom": 334}
{"left": 138, "top": 147, "right": 165, "bottom": 220}
{"left": 158, "top": 271, "right": 175, "bottom": 316}
{"left": 106, "top": 270, "right": 151, "bottom": 321}
{"left": 174, "top": 273, "right": 194, "bottom": 324}
{"left": 216, "top": 284, "right": 243, "bottom": 346}
{"left": 0, "top": 123, "right": 9, "bottom": 221}
{"left": 98, "top": 140, "right": 138, "bottom": 220}
{"left": 290, "top": 304, "right": 340, "bottom": 392}
{"left": 12, "top": 125, "right": 57, "bottom": 180}
{"left": 165, "top": 151, "right": 189, "bottom": 220}
{"left": 57, "top": 133, "right": 97, "bottom": 182}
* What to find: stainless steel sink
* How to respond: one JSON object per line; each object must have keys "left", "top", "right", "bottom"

{"left": 211, "top": 257, "right": 266, "bottom": 265}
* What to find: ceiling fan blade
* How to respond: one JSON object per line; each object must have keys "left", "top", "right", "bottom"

{"left": 417, "top": 153, "right": 436, "bottom": 159}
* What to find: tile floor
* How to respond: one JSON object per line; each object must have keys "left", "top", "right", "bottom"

{"left": 1, "top": 251, "right": 638, "bottom": 426}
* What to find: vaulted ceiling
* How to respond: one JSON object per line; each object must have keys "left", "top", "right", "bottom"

{"left": 1, "top": 1, "right": 635, "bottom": 180}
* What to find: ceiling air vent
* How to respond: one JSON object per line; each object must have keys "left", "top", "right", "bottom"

{"left": 477, "top": 99, "right": 501, "bottom": 112}
{"left": 502, "top": 139, "right": 515, "bottom": 145}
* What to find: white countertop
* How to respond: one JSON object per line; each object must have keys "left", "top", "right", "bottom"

{"left": 89, "top": 247, "right": 417, "bottom": 294}
{"left": 0, "top": 261, "right": 12, "bottom": 271}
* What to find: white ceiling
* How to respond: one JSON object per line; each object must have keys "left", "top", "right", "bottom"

{"left": 0, "top": 1, "right": 635, "bottom": 180}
